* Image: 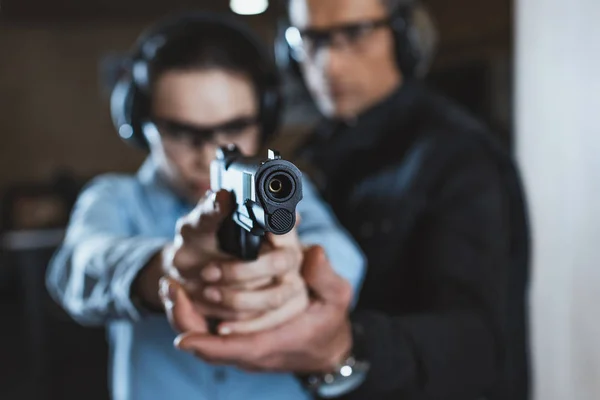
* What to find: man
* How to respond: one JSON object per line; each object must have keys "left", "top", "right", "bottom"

{"left": 175, "top": 1, "right": 530, "bottom": 399}
{"left": 46, "top": 13, "right": 364, "bottom": 400}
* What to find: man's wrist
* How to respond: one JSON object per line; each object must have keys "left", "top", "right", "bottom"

{"left": 302, "top": 319, "right": 370, "bottom": 397}
{"left": 325, "top": 318, "right": 353, "bottom": 372}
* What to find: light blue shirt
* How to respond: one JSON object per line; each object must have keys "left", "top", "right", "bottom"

{"left": 46, "top": 159, "right": 365, "bottom": 400}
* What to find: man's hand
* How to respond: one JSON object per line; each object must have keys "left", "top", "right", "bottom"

{"left": 172, "top": 246, "right": 354, "bottom": 374}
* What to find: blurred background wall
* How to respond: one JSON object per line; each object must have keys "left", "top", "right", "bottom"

{"left": 0, "top": 24, "right": 146, "bottom": 185}
{"left": 0, "top": 0, "right": 512, "bottom": 188}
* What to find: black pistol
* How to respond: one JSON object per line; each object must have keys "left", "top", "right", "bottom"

{"left": 211, "top": 144, "right": 303, "bottom": 261}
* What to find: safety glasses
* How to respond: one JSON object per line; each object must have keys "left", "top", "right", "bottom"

{"left": 286, "top": 17, "right": 391, "bottom": 61}
{"left": 152, "top": 116, "right": 258, "bottom": 148}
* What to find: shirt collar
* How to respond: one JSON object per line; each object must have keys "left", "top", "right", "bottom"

{"left": 137, "top": 157, "right": 159, "bottom": 186}
{"left": 136, "top": 157, "right": 195, "bottom": 215}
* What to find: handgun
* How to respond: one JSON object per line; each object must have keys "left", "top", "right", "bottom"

{"left": 210, "top": 144, "right": 304, "bottom": 261}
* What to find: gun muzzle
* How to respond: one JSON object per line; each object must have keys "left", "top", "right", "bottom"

{"left": 211, "top": 146, "right": 303, "bottom": 236}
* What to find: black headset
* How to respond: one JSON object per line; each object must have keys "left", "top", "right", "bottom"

{"left": 110, "top": 11, "right": 283, "bottom": 150}
{"left": 275, "top": 1, "right": 423, "bottom": 79}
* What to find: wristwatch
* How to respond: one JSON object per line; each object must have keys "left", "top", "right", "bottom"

{"left": 305, "top": 322, "right": 371, "bottom": 398}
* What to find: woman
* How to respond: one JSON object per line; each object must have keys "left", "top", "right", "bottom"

{"left": 47, "top": 13, "right": 364, "bottom": 400}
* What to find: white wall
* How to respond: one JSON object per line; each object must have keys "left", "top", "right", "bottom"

{"left": 515, "top": 1, "right": 600, "bottom": 399}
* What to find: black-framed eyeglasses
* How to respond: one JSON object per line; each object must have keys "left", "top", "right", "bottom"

{"left": 151, "top": 116, "right": 259, "bottom": 148}
{"left": 286, "top": 17, "right": 391, "bottom": 60}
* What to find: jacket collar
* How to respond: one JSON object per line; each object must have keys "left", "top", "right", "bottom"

{"left": 301, "top": 80, "right": 423, "bottom": 170}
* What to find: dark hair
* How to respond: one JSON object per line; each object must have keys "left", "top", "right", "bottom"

{"left": 380, "top": 0, "right": 413, "bottom": 13}
{"left": 284, "top": 0, "right": 413, "bottom": 14}
{"left": 148, "top": 24, "right": 266, "bottom": 97}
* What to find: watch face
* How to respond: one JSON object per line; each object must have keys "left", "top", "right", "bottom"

{"left": 315, "top": 355, "right": 371, "bottom": 398}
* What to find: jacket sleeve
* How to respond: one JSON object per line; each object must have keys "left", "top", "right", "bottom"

{"left": 46, "top": 176, "right": 169, "bottom": 327}
{"left": 348, "top": 147, "right": 511, "bottom": 398}
{"left": 296, "top": 177, "right": 366, "bottom": 298}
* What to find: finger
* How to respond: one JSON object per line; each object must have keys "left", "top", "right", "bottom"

{"left": 181, "top": 280, "right": 263, "bottom": 321}
{"left": 204, "top": 274, "right": 305, "bottom": 312}
{"left": 302, "top": 246, "right": 352, "bottom": 306}
{"left": 214, "top": 189, "right": 234, "bottom": 217}
{"left": 173, "top": 193, "right": 215, "bottom": 238}
{"left": 175, "top": 330, "right": 260, "bottom": 364}
{"left": 200, "top": 264, "right": 274, "bottom": 289}
{"left": 159, "top": 277, "right": 258, "bottom": 333}
{"left": 172, "top": 192, "right": 233, "bottom": 270}
{"left": 238, "top": 363, "right": 268, "bottom": 373}
{"left": 184, "top": 275, "right": 272, "bottom": 301}
{"left": 265, "top": 227, "right": 301, "bottom": 249}
{"left": 218, "top": 247, "right": 301, "bottom": 284}
{"left": 198, "top": 304, "right": 261, "bottom": 322}
{"left": 159, "top": 277, "right": 208, "bottom": 334}
{"left": 172, "top": 244, "right": 224, "bottom": 279}
{"left": 218, "top": 290, "right": 309, "bottom": 335}
{"left": 187, "top": 190, "right": 234, "bottom": 232}
{"left": 172, "top": 191, "right": 236, "bottom": 277}
{"left": 237, "top": 276, "right": 274, "bottom": 290}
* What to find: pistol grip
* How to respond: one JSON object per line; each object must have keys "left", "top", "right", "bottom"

{"left": 217, "top": 214, "right": 262, "bottom": 261}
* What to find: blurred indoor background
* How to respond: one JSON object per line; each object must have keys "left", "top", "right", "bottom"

{"left": 0, "top": 0, "right": 598, "bottom": 399}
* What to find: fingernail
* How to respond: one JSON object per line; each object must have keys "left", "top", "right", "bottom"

{"left": 174, "top": 337, "right": 194, "bottom": 353}
{"left": 204, "top": 287, "right": 222, "bottom": 303}
{"left": 173, "top": 335, "right": 185, "bottom": 349}
{"left": 159, "top": 278, "right": 176, "bottom": 309}
{"left": 202, "top": 265, "right": 222, "bottom": 282}
{"left": 219, "top": 326, "right": 232, "bottom": 336}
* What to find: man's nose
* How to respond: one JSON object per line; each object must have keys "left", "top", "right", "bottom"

{"left": 320, "top": 31, "right": 356, "bottom": 75}
{"left": 322, "top": 46, "right": 347, "bottom": 82}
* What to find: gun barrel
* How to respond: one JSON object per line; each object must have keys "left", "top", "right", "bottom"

{"left": 211, "top": 146, "right": 303, "bottom": 236}
{"left": 264, "top": 170, "right": 296, "bottom": 202}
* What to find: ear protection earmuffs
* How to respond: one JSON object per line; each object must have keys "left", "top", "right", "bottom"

{"left": 275, "top": 1, "right": 428, "bottom": 80}
{"left": 110, "top": 11, "right": 283, "bottom": 150}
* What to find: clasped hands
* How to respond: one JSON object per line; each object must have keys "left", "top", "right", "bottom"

{"left": 151, "top": 190, "right": 354, "bottom": 374}
{"left": 159, "top": 190, "right": 309, "bottom": 336}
